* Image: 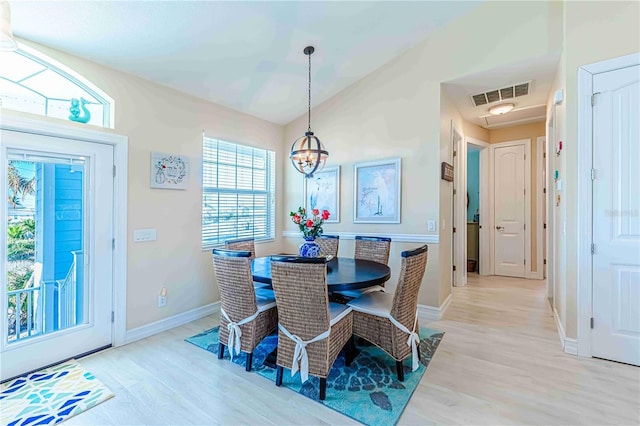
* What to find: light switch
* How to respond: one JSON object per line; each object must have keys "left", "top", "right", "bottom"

{"left": 134, "top": 228, "right": 157, "bottom": 242}
{"left": 427, "top": 220, "right": 436, "bottom": 232}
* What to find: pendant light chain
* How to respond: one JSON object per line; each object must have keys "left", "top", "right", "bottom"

{"left": 307, "top": 50, "right": 312, "bottom": 133}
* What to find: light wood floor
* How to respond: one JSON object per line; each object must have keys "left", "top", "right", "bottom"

{"left": 68, "top": 274, "right": 640, "bottom": 425}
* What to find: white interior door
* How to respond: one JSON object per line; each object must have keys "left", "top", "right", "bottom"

{"left": 591, "top": 64, "right": 640, "bottom": 366}
{"left": 493, "top": 143, "right": 526, "bottom": 277}
{"left": 1, "top": 130, "right": 114, "bottom": 380}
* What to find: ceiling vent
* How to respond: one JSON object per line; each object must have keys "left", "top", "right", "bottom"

{"left": 470, "top": 81, "right": 532, "bottom": 107}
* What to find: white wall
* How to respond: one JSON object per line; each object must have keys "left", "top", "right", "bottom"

{"left": 13, "top": 39, "right": 286, "bottom": 330}
{"left": 283, "top": 1, "right": 563, "bottom": 308}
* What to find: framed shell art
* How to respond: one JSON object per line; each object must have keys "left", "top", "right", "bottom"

{"left": 150, "top": 152, "right": 189, "bottom": 190}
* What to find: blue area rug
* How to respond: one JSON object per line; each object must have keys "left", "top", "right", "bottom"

{"left": 0, "top": 359, "right": 114, "bottom": 426}
{"left": 186, "top": 326, "right": 443, "bottom": 425}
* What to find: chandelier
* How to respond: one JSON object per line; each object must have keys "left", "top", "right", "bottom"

{"left": 290, "top": 46, "right": 328, "bottom": 178}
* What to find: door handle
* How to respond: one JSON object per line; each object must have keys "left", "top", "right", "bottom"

{"left": 496, "top": 225, "right": 504, "bottom": 231}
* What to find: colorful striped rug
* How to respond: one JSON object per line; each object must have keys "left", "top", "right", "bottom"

{"left": 0, "top": 359, "right": 113, "bottom": 426}
{"left": 187, "top": 326, "right": 443, "bottom": 426}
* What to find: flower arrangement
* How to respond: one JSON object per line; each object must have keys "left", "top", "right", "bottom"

{"left": 290, "top": 207, "right": 330, "bottom": 239}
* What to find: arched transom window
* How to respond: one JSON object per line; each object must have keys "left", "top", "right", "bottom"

{"left": 0, "top": 45, "right": 113, "bottom": 128}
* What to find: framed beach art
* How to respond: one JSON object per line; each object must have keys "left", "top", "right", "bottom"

{"left": 353, "top": 158, "right": 401, "bottom": 223}
{"left": 150, "top": 152, "right": 189, "bottom": 190}
{"left": 306, "top": 166, "right": 340, "bottom": 223}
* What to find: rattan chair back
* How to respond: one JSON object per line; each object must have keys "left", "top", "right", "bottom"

{"left": 224, "top": 237, "right": 256, "bottom": 259}
{"left": 316, "top": 235, "right": 339, "bottom": 257}
{"left": 390, "top": 245, "right": 429, "bottom": 330}
{"left": 354, "top": 236, "right": 391, "bottom": 265}
{"left": 270, "top": 256, "right": 330, "bottom": 339}
{"left": 212, "top": 249, "right": 258, "bottom": 322}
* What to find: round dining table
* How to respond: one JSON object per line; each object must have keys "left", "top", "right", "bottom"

{"left": 251, "top": 256, "right": 391, "bottom": 292}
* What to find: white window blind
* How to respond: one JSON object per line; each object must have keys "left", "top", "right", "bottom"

{"left": 202, "top": 137, "right": 276, "bottom": 248}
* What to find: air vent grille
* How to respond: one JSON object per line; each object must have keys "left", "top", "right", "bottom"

{"left": 471, "top": 81, "right": 531, "bottom": 107}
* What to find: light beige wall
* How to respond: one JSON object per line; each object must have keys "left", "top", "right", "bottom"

{"left": 464, "top": 121, "right": 489, "bottom": 142}
{"left": 283, "top": 1, "right": 562, "bottom": 308}
{"left": 489, "top": 121, "right": 546, "bottom": 272}
{"left": 558, "top": 1, "right": 640, "bottom": 338}
{"left": 16, "top": 39, "right": 285, "bottom": 330}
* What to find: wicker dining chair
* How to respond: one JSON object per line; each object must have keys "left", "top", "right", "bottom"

{"left": 270, "top": 256, "right": 353, "bottom": 400}
{"left": 224, "top": 237, "right": 256, "bottom": 259}
{"left": 347, "top": 245, "right": 428, "bottom": 381}
{"left": 316, "top": 235, "right": 339, "bottom": 257}
{"left": 212, "top": 249, "right": 278, "bottom": 371}
{"left": 224, "top": 237, "right": 270, "bottom": 289}
{"left": 334, "top": 236, "right": 391, "bottom": 299}
{"left": 355, "top": 236, "right": 391, "bottom": 265}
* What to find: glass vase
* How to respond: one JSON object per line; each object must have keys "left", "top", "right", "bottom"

{"left": 299, "top": 236, "right": 321, "bottom": 257}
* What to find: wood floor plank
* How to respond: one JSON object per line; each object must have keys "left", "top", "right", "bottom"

{"left": 69, "top": 274, "right": 638, "bottom": 425}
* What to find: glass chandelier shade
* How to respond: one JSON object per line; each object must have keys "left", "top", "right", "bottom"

{"left": 290, "top": 46, "right": 329, "bottom": 178}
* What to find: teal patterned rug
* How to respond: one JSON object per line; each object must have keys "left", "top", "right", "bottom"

{"left": 0, "top": 359, "right": 114, "bottom": 426}
{"left": 186, "top": 326, "right": 443, "bottom": 425}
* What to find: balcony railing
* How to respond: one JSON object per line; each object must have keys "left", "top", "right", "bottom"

{"left": 6, "top": 251, "right": 82, "bottom": 342}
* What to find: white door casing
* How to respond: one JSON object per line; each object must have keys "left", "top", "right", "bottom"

{"left": 0, "top": 130, "right": 114, "bottom": 380}
{"left": 591, "top": 64, "right": 640, "bottom": 366}
{"left": 491, "top": 141, "right": 528, "bottom": 278}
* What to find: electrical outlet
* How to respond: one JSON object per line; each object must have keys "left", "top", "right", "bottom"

{"left": 158, "top": 295, "right": 167, "bottom": 307}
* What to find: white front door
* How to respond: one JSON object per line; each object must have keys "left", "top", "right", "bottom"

{"left": 591, "top": 64, "right": 640, "bottom": 366}
{"left": 493, "top": 143, "right": 526, "bottom": 277}
{"left": 1, "top": 130, "right": 114, "bottom": 380}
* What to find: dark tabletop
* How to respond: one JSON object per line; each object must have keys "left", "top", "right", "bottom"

{"left": 251, "top": 256, "right": 391, "bottom": 292}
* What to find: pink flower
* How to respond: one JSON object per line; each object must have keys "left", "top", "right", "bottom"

{"left": 322, "top": 210, "right": 330, "bottom": 220}
{"left": 306, "top": 219, "right": 314, "bottom": 228}
{"left": 312, "top": 208, "right": 319, "bottom": 216}
{"left": 292, "top": 214, "right": 301, "bottom": 224}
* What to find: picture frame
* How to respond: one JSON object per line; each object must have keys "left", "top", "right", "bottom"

{"left": 441, "top": 162, "right": 454, "bottom": 182}
{"left": 306, "top": 166, "right": 340, "bottom": 223}
{"left": 353, "top": 158, "right": 401, "bottom": 223}
{"left": 150, "top": 152, "right": 189, "bottom": 190}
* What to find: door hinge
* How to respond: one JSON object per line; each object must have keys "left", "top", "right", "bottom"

{"left": 524, "top": 259, "right": 526, "bottom": 265}
{"left": 591, "top": 92, "right": 600, "bottom": 107}
{"left": 453, "top": 189, "right": 457, "bottom": 195}
{"left": 590, "top": 317, "right": 594, "bottom": 329}
{"left": 591, "top": 243, "right": 596, "bottom": 254}
{"left": 591, "top": 168, "right": 596, "bottom": 180}
{"left": 544, "top": 259, "right": 547, "bottom": 265}
{"left": 524, "top": 154, "right": 526, "bottom": 160}
{"left": 453, "top": 265, "right": 456, "bottom": 271}
{"left": 453, "top": 150, "right": 457, "bottom": 157}
{"left": 111, "top": 311, "right": 115, "bottom": 323}
{"left": 524, "top": 188, "right": 526, "bottom": 196}
{"left": 544, "top": 223, "right": 547, "bottom": 229}
{"left": 113, "top": 165, "right": 116, "bottom": 177}
{"left": 543, "top": 187, "right": 546, "bottom": 194}
{"left": 543, "top": 152, "right": 546, "bottom": 159}
{"left": 453, "top": 227, "right": 456, "bottom": 233}
{"left": 524, "top": 223, "right": 526, "bottom": 230}
{"left": 112, "top": 238, "right": 116, "bottom": 250}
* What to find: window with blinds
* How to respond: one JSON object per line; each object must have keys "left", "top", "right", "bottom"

{"left": 202, "top": 137, "right": 276, "bottom": 248}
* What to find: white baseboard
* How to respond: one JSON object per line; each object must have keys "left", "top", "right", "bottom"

{"left": 553, "top": 307, "right": 578, "bottom": 355}
{"left": 564, "top": 338, "right": 579, "bottom": 355}
{"left": 418, "top": 293, "right": 452, "bottom": 322}
{"left": 124, "top": 302, "right": 220, "bottom": 345}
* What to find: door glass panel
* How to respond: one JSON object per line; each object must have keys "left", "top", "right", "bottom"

{"left": 6, "top": 151, "right": 87, "bottom": 344}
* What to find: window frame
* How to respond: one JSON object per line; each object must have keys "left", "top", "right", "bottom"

{"left": 201, "top": 136, "right": 276, "bottom": 250}
{"left": 0, "top": 44, "right": 114, "bottom": 128}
